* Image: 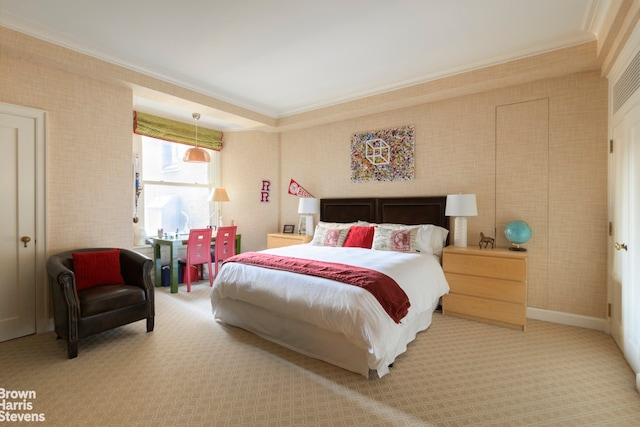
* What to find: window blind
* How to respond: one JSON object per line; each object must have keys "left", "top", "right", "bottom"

{"left": 133, "top": 111, "right": 223, "bottom": 151}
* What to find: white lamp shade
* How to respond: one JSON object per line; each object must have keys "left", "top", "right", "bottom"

{"left": 298, "top": 197, "right": 320, "bottom": 214}
{"left": 209, "top": 187, "right": 229, "bottom": 227}
{"left": 445, "top": 194, "right": 478, "bottom": 217}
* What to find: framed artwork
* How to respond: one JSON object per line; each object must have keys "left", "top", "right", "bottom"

{"left": 350, "top": 124, "right": 415, "bottom": 183}
{"left": 282, "top": 224, "right": 295, "bottom": 234}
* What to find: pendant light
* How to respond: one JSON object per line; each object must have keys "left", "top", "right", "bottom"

{"left": 183, "top": 112, "right": 211, "bottom": 163}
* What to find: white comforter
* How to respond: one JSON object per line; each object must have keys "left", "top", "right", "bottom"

{"left": 210, "top": 245, "right": 449, "bottom": 374}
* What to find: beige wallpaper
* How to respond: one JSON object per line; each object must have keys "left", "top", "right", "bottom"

{"left": 277, "top": 71, "right": 608, "bottom": 319}
{"left": 219, "top": 131, "right": 280, "bottom": 252}
{"left": 0, "top": 25, "right": 608, "bottom": 322}
{"left": 1, "top": 36, "right": 133, "bottom": 254}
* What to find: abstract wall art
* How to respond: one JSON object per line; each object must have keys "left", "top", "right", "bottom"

{"left": 350, "top": 124, "right": 415, "bottom": 183}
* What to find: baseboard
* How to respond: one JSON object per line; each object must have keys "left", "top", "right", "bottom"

{"left": 527, "top": 307, "right": 606, "bottom": 331}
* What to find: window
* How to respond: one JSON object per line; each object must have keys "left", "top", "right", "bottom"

{"left": 140, "top": 136, "right": 216, "bottom": 237}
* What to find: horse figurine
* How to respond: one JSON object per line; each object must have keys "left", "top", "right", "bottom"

{"left": 479, "top": 232, "right": 494, "bottom": 249}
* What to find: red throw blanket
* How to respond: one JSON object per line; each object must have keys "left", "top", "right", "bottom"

{"left": 225, "top": 252, "right": 410, "bottom": 323}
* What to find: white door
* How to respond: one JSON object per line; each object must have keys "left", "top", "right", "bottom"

{"left": 610, "top": 119, "right": 629, "bottom": 350}
{"left": 0, "top": 112, "right": 37, "bottom": 342}
{"left": 630, "top": 107, "right": 640, "bottom": 376}
{"left": 610, "top": 102, "right": 640, "bottom": 375}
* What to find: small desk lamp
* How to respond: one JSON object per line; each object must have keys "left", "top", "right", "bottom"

{"left": 298, "top": 197, "right": 320, "bottom": 236}
{"left": 445, "top": 194, "right": 478, "bottom": 247}
{"left": 209, "top": 187, "right": 229, "bottom": 227}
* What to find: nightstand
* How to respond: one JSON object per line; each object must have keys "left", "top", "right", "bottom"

{"left": 267, "top": 233, "right": 312, "bottom": 249}
{"left": 442, "top": 246, "right": 527, "bottom": 330}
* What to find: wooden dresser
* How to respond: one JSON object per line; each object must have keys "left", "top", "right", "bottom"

{"left": 267, "top": 233, "right": 312, "bottom": 249}
{"left": 442, "top": 246, "right": 527, "bottom": 330}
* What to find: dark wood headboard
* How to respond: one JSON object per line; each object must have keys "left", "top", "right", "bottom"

{"left": 320, "top": 196, "right": 449, "bottom": 231}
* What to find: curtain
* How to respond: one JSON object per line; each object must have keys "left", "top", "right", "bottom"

{"left": 133, "top": 111, "right": 223, "bottom": 151}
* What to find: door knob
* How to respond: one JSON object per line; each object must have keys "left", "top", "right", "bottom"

{"left": 21, "top": 236, "right": 31, "bottom": 248}
{"left": 614, "top": 242, "right": 628, "bottom": 251}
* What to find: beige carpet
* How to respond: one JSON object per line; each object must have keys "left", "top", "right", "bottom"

{"left": 2, "top": 282, "right": 640, "bottom": 426}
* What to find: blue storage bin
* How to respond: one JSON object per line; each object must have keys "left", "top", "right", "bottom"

{"left": 161, "top": 265, "right": 170, "bottom": 287}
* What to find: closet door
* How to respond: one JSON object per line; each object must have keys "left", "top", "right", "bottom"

{"left": 496, "top": 99, "right": 549, "bottom": 309}
{"left": 610, "top": 104, "right": 640, "bottom": 375}
{"left": 608, "top": 23, "right": 640, "bottom": 380}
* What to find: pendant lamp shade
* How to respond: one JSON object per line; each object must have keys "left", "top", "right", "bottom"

{"left": 183, "top": 113, "right": 211, "bottom": 163}
{"left": 183, "top": 147, "right": 210, "bottom": 162}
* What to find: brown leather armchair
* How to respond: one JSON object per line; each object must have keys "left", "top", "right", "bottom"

{"left": 46, "top": 248, "right": 155, "bottom": 358}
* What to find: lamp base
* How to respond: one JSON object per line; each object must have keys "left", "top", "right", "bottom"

{"left": 298, "top": 214, "right": 315, "bottom": 236}
{"left": 452, "top": 216, "right": 468, "bottom": 247}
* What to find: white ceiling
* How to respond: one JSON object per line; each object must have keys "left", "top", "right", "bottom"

{"left": 0, "top": 0, "right": 611, "bottom": 129}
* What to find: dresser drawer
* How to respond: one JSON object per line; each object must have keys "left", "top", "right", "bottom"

{"left": 443, "top": 252, "right": 526, "bottom": 281}
{"left": 445, "top": 272, "right": 526, "bottom": 304}
{"left": 442, "top": 246, "right": 527, "bottom": 330}
{"left": 442, "top": 293, "right": 526, "bottom": 329}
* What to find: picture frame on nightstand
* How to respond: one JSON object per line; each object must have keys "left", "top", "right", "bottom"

{"left": 282, "top": 224, "right": 295, "bottom": 234}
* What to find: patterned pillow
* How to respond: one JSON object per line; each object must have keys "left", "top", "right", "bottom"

{"left": 371, "top": 226, "right": 419, "bottom": 252}
{"left": 310, "top": 225, "right": 350, "bottom": 247}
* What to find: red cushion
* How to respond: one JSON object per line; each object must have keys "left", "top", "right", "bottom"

{"left": 343, "top": 226, "right": 375, "bottom": 249}
{"left": 72, "top": 249, "right": 125, "bottom": 291}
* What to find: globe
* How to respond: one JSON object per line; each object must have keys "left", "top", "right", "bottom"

{"left": 504, "top": 220, "right": 531, "bottom": 251}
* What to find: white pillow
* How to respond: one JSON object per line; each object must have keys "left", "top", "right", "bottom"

{"left": 315, "top": 221, "right": 355, "bottom": 230}
{"left": 428, "top": 225, "right": 449, "bottom": 257}
{"left": 415, "top": 225, "right": 434, "bottom": 254}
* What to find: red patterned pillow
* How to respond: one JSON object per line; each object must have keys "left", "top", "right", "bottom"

{"left": 323, "top": 229, "right": 346, "bottom": 246}
{"left": 310, "top": 225, "right": 349, "bottom": 247}
{"left": 343, "top": 226, "right": 375, "bottom": 248}
{"left": 72, "top": 249, "right": 125, "bottom": 291}
{"left": 371, "top": 226, "right": 419, "bottom": 252}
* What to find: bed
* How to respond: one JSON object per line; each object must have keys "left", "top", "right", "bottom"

{"left": 210, "top": 196, "right": 450, "bottom": 378}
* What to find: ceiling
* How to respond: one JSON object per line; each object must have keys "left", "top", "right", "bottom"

{"left": 0, "top": 1, "right": 612, "bottom": 130}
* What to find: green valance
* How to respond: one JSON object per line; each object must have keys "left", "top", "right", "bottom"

{"left": 133, "top": 111, "right": 223, "bottom": 151}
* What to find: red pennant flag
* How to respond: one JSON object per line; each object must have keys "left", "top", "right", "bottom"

{"left": 288, "top": 179, "right": 314, "bottom": 197}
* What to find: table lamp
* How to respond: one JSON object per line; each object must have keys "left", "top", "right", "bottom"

{"left": 445, "top": 194, "right": 477, "bottom": 247}
{"left": 209, "top": 187, "right": 229, "bottom": 227}
{"left": 298, "top": 197, "right": 320, "bottom": 236}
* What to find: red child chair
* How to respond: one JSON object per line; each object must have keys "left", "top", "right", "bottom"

{"left": 212, "top": 226, "right": 237, "bottom": 278}
{"left": 178, "top": 228, "right": 213, "bottom": 292}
